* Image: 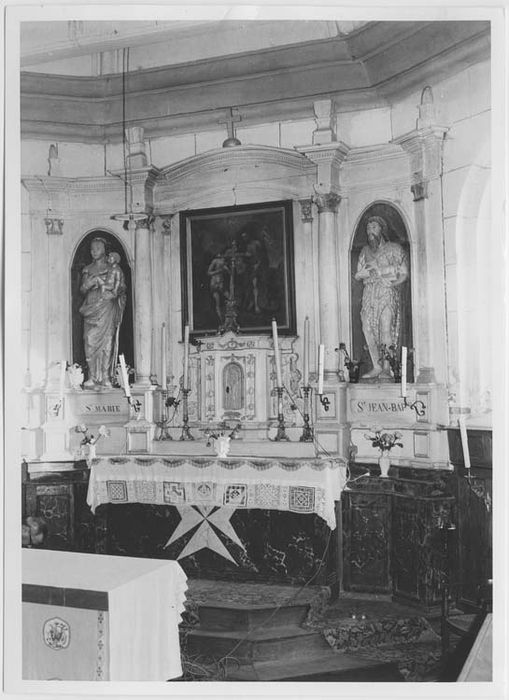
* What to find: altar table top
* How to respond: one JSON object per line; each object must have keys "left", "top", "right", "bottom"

{"left": 86, "top": 455, "right": 347, "bottom": 530}
{"left": 22, "top": 549, "right": 187, "bottom": 681}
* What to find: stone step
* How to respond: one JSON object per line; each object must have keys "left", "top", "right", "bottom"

{"left": 225, "top": 650, "right": 404, "bottom": 682}
{"left": 197, "top": 601, "right": 310, "bottom": 631}
{"left": 186, "top": 624, "right": 329, "bottom": 663}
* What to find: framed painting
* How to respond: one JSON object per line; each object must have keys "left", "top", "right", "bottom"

{"left": 180, "top": 200, "right": 296, "bottom": 336}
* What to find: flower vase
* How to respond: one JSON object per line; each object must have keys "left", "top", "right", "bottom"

{"left": 87, "top": 442, "right": 97, "bottom": 463}
{"left": 214, "top": 435, "right": 231, "bottom": 459}
{"left": 378, "top": 452, "right": 391, "bottom": 478}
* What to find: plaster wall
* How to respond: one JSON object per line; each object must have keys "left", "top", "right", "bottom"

{"left": 20, "top": 57, "right": 492, "bottom": 427}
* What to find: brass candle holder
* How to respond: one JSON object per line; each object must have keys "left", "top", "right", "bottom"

{"left": 299, "top": 385, "right": 314, "bottom": 442}
{"left": 180, "top": 388, "right": 194, "bottom": 441}
{"left": 274, "top": 387, "right": 289, "bottom": 442}
{"left": 155, "top": 390, "right": 174, "bottom": 441}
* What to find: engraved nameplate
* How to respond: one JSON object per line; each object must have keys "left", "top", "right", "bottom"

{"left": 71, "top": 393, "right": 130, "bottom": 422}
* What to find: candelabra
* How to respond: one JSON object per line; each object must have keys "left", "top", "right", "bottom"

{"left": 402, "top": 395, "right": 426, "bottom": 417}
{"left": 180, "top": 388, "right": 194, "bottom": 440}
{"left": 51, "top": 399, "right": 63, "bottom": 417}
{"left": 274, "top": 387, "right": 289, "bottom": 441}
{"left": 127, "top": 397, "right": 142, "bottom": 414}
{"left": 155, "top": 390, "right": 175, "bottom": 441}
{"left": 299, "top": 385, "right": 314, "bottom": 442}
{"left": 319, "top": 394, "right": 330, "bottom": 411}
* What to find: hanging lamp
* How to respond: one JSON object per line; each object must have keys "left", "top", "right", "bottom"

{"left": 111, "top": 47, "right": 146, "bottom": 231}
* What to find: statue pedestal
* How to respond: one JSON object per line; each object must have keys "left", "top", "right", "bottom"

{"left": 40, "top": 395, "right": 73, "bottom": 462}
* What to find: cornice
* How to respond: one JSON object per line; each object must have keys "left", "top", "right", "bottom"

{"left": 20, "top": 22, "right": 490, "bottom": 144}
{"left": 159, "top": 145, "right": 316, "bottom": 183}
{"left": 392, "top": 126, "right": 449, "bottom": 152}
{"left": 21, "top": 175, "right": 121, "bottom": 194}
{"left": 297, "top": 141, "right": 350, "bottom": 166}
{"left": 343, "top": 143, "right": 408, "bottom": 166}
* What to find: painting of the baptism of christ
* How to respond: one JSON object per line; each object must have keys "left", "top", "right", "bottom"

{"left": 180, "top": 200, "right": 296, "bottom": 336}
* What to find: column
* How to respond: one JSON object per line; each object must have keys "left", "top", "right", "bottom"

{"left": 297, "top": 140, "right": 349, "bottom": 377}
{"left": 314, "top": 192, "right": 342, "bottom": 377}
{"left": 133, "top": 216, "right": 154, "bottom": 387}
{"left": 396, "top": 125, "right": 448, "bottom": 383}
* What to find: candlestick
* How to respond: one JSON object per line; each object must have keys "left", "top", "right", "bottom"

{"left": 180, "top": 388, "right": 194, "bottom": 441}
{"left": 161, "top": 323, "right": 167, "bottom": 390}
{"left": 272, "top": 318, "right": 283, "bottom": 388}
{"left": 183, "top": 324, "right": 190, "bottom": 390}
{"left": 317, "top": 344, "right": 325, "bottom": 395}
{"left": 274, "top": 387, "right": 289, "bottom": 441}
{"left": 303, "top": 316, "right": 309, "bottom": 387}
{"left": 300, "top": 385, "right": 314, "bottom": 442}
{"left": 401, "top": 346, "right": 407, "bottom": 397}
{"left": 119, "top": 354, "right": 131, "bottom": 398}
{"left": 458, "top": 415, "right": 471, "bottom": 470}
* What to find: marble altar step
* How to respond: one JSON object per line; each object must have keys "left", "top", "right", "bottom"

{"left": 198, "top": 601, "right": 309, "bottom": 631}
{"left": 185, "top": 624, "right": 329, "bottom": 663}
{"left": 225, "top": 651, "right": 404, "bottom": 682}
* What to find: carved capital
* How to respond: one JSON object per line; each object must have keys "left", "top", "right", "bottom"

{"left": 411, "top": 180, "right": 429, "bottom": 201}
{"left": 44, "top": 218, "right": 64, "bottom": 235}
{"left": 299, "top": 199, "right": 313, "bottom": 223}
{"left": 313, "top": 192, "right": 341, "bottom": 214}
{"left": 160, "top": 214, "right": 175, "bottom": 235}
{"left": 135, "top": 215, "right": 155, "bottom": 231}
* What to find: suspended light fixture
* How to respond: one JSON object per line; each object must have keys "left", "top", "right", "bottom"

{"left": 111, "top": 47, "right": 146, "bottom": 231}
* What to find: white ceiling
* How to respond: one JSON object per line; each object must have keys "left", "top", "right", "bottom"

{"left": 21, "top": 20, "right": 370, "bottom": 76}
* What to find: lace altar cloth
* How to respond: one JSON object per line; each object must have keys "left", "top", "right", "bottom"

{"left": 86, "top": 456, "right": 347, "bottom": 530}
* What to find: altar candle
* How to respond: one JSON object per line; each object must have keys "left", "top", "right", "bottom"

{"left": 317, "top": 344, "right": 325, "bottom": 395}
{"left": 161, "top": 323, "right": 167, "bottom": 390}
{"left": 303, "top": 316, "right": 309, "bottom": 387}
{"left": 183, "top": 325, "right": 190, "bottom": 390}
{"left": 59, "top": 359, "right": 66, "bottom": 402}
{"left": 401, "top": 346, "right": 408, "bottom": 398}
{"left": 458, "top": 415, "right": 471, "bottom": 470}
{"left": 271, "top": 319, "right": 283, "bottom": 388}
{"left": 119, "top": 354, "right": 131, "bottom": 398}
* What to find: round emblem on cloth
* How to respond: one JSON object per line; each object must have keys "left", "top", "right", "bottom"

{"left": 43, "top": 617, "right": 70, "bottom": 650}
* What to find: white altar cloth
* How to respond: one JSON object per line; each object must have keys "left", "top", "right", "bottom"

{"left": 22, "top": 549, "right": 187, "bottom": 681}
{"left": 86, "top": 456, "right": 347, "bottom": 530}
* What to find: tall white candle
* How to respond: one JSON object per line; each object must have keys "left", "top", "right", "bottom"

{"left": 183, "top": 325, "right": 190, "bottom": 390}
{"left": 271, "top": 319, "right": 283, "bottom": 388}
{"left": 458, "top": 415, "right": 471, "bottom": 469}
{"left": 161, "top": 323, "right": 167, "bottom": 390}
{"left": 303, "top": 316, "right": 309, "bottom": 387}
{"left": 317, "top": 344, "right": 325, "bottom": 395}
{"left": 401, "top": 346, "right": 408, "bottom": 397}
{"left": 119, "top": 354, "right": 131, "bottom": 398}
{"left": 59, "top": 360, "right": 66, "bottom": 402}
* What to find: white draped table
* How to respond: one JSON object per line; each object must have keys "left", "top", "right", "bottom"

{"left": 86, "top": 456, "right": 347, "bottom": 530}
{"left": 22, "top": 549, "right": 187, "bottom": 681}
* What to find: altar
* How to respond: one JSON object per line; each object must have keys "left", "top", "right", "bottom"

{"left": 22, "top": 549, "right": 187, "bottom": 681}
{"left": 82, "top": 454, "right": 345, "bottom": 586}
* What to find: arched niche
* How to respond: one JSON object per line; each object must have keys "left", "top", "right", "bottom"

{"left": 71, "top": 230, "right": 134, "bottom": 379}
{"left": 350, "top": 202, "right": 414, "bottom": 381}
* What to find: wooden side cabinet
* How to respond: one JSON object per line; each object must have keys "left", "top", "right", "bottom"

{"left": 22, "top": 462, "right": 95, "bottom": 552}
{"left": 342, "top": 485, "right": 392, "bottom": 593}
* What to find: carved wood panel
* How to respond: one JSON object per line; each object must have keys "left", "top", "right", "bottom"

{"left": 342, "top": 491, "right": 392, "bottom": 593}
